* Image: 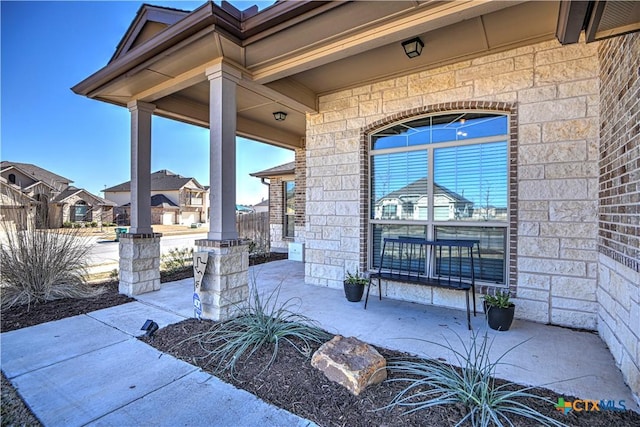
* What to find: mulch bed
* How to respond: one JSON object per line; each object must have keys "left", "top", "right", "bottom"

{"left": 144, "top": 318, "right": 640, "bottom": 427}
{"left": 2, "top": 250, "right": 639, "bottom": 427}
{"left": 0, "top": 252, "right": 287, "bottom": 333}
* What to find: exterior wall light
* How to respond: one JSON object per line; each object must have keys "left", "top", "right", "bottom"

{"left": 273, "top": 111, "right": 287, "bottom": 121}
{"left": 401, "top": 37, "right": 424, "bottom": 58}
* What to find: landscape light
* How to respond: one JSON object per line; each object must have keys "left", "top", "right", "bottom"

{"left": 141, "top": 319, "right": 159, "bottom": 338}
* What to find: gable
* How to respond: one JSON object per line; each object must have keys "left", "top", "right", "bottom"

{"left": 110, "top": 4, "right": 190, "bottom": 62}
{"left": 0, "top": 161, "right": 71, "bottom": 190}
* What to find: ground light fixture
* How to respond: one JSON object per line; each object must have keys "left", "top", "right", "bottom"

{"left": 273, "top": 111, "right": 287, "bottom": 121}
{"left": 141, "top": 319, "right": 159, "bottom": 338}
{"left": 401, "top": 37, "right": 424, "bottom": 58}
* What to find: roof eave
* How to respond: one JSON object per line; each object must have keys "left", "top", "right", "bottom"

{"left": 72, "top": 2, "right": 234, "bottom": 97}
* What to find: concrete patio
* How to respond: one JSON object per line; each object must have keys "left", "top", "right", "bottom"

{"left": 142, "top": 259, "right": 639, "bottom": 411}
{"left": 2, "top": 259, "right": 637, "bottom": 426}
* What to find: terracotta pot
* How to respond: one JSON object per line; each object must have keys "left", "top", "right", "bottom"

{"left": 486, "top": 304, "right": 515, "bottom": 331}
{"left": 343, "top": 281, "right": 365, "bottom": 302}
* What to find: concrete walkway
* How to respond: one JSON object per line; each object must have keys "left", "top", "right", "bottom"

{"left": 2, "top": 260, "right": 638, "bottom": 427}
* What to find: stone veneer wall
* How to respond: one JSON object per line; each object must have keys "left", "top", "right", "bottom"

{"left": 597, "top": 32, "right": 639, "bottom": 399}
{"left": 304, "top": 38, "right": 601, "bottom": 328}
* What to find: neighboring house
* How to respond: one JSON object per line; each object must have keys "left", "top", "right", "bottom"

{"left": 252, "top": 199, "right": 269, "bottom": 214}
{"left": 0, "top": 180, "right": 37, "bottom": 230}
{"left": 235, "top": 204, "right": 254, "bottom": 214}
{"left": 250, "top": 161, "right": 296, "bottom": 251}
{"left": 74, "top": 1, "right": 640, "bottom": 397}
{"left": 104, "top": 169, "right": 208, "bottom": 225}
{"left": 0, "top": 161, "right": 115, "bottom": 228}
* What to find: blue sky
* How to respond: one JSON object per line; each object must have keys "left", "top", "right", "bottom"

{"left": 1, "top": 0, "right": 292, "bottom": 205}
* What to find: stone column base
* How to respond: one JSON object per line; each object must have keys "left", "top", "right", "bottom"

{"left": 195, "top": 239, "right": 249, "bottom": 321}
{"left": 119, "top": 233, "right": 162, "bottom": 296}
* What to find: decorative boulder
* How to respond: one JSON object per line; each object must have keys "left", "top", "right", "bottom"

{"left": 311, "top": 335, "right": 387, "bottom": 396}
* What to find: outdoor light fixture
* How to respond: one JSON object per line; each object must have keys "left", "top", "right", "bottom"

{"left": 273, "top": 111, "right": 287, "bottom": 121}
{"left": 401, "top": 37, "right": 424, "bottom": 58}
{"left": 141, "top": 319, "right": 159, "bottom": 338}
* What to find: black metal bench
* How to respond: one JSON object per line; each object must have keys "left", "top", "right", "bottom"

{"left": 365, "top": 237, "right": 478, "bottom": 329}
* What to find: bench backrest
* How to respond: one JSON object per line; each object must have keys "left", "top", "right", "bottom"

{"left": 378, "top": 237, "right": 430, "bottom": 279}
{"left": 376, "top": 237, "right": 480, "bottom": 280}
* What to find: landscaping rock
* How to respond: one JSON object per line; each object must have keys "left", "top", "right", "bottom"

{"left": 311, "top": 335, "right": 387, "bottom": 395}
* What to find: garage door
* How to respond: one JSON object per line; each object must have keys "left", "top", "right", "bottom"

{"left": 162, "top": 212, "right": 175, "bottom": 225}
{"left": 181, "top": 212, "right": 196, "bottom": 225}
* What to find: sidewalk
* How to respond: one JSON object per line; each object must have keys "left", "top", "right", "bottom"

{"left": 2, "top": 259, "right": 638, "bottom": 427}
{"left": 0, "top": 287, "right": 315, "bottom": 426}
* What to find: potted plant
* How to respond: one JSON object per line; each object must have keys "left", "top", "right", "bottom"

{"left": 483, "top": 290, "right": 515, "bottom": 331}
{"left": 344, "top": 271, "right": 368, "bottom": 302}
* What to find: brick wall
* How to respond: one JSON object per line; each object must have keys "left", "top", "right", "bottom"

{"left": 597, "top": 32, "right": 640, "bottom": 398}
{"left": 295, "top": 147, "right": 306, "bottom": 227}
{"left": 268, "top": 176, "right": 285, "bottom": 249}
{"left": 305, "top": 38, "right": 601, "bottom": 328}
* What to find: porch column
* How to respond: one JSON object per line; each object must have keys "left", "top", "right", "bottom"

{"left": 206, "top": 62, "right": 240, "bottom": 240}
{"left": 127, "top": 100, "right": 155, "bottom": 234}
{"left": 119, "top": 100, "right": 161, "bottom": 296}
{"left": 194, "top": 61, "right": 248, "bottom": 321}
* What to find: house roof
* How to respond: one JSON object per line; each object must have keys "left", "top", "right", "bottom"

{"left": 250, "top": 161, "right": 295, "bottom": 178}
{"left": 1, "top": 161, "right": 73, "bottom": 187}
{"left": 380, "top": 178, "right": 472, "bottom": 205}
{"left": 122, "top": 193, "right": 179, "bottom": 208}
{"left": 110, "top": 4, "right": 191, "bottom": 63}
{"left": 104, "top": 169, "right": 205, "bottom": 192}
{"left": 52, "top": 186, "right": 117, "bottom": 206}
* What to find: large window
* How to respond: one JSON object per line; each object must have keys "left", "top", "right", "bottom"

{"left": 72, "top": 200, "right": 91, "bottom": 222}
{"left": 370, "top": 112, "right": 509, "bottom": 284}
{"left": 284, "top": 181, "right": 295, "bottom": 238}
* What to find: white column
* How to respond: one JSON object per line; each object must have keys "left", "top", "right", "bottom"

{"left": 206, "top": 62, "right": 241, "bottom": 241}
{"left": 127, "top": 100, "right": 155, "bottom": 234}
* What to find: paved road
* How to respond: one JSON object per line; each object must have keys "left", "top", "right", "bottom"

{"left": 87, "top": 233, "right": 207, "bottom": 267}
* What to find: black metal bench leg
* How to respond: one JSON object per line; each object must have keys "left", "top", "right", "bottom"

{"left": 472, "top": 286, "right": 477, "bottom": 316}
{"left": 466, "top": 289, "right": 471, "bottom": 330}
{"left": 364, "top": 278, "right": 372, "bottom": 309}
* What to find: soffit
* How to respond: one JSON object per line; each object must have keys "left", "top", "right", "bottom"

{"left": 587, "top": 1, "right": 640, "bottom": 41}
{"left": 284, "top": 1, "right": 559, "bottom": 94}
{"left": 76, "top": 1, "right": 561, "bottom": 151}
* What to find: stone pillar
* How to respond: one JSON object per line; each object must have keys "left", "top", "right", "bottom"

{"left": 195, "top": 239, "right": 249, "bottom": 321}
{"left": 127, "top": 100, "right": 155, "bottom": 235}
{"left": 206, "top": 61, "right": 240, "bottom": 241}
{"left": 119, "top": 232, "right": 162, "bottom": 296}
{"left": 195, "top": 61, "right": 249, "bottom": 320}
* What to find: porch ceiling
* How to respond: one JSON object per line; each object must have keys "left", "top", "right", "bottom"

{"left": 73, "top": 0, "right": 561, "bottom": 150}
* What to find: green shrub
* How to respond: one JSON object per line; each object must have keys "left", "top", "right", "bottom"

{"left": 484, "top": 290, "right": 512, "bottom": 309}
{"left": 185, "top": 284, "right": 331, "bottom": 377}
{"left": 62, "top": 221, "right": 73, "bottom": 228}
{"left": 161, "top": 247, "right": 194, "bottom": 273}
{"left": 72, "top": 223, "right": 82, "bottom": 228}
{"left": 90, "top": 221, "right": 98, "bottom": 228}
{"left": 383, "top": 330, "right": 566, "bottom": 427}
{"left": 0, "top": 208, "right": 105, "bottom": 310}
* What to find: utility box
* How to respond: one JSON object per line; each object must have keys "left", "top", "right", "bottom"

{"left": 288, "top": 242, "right": 305, "bottom": 262}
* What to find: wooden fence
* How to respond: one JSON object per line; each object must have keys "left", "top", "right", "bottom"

{"left": 236, "top": 211, "right": 270, "bottom": 253}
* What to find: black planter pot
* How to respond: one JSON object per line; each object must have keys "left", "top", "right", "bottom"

{"left": 343, "top": 281, "right": 365, "bottom": 302}
{"left": 485, "top": 303, "right": 515, "bottom": 331}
